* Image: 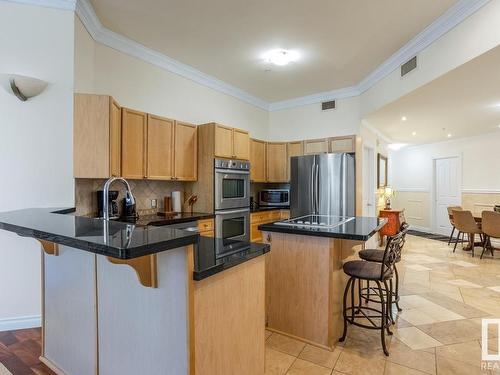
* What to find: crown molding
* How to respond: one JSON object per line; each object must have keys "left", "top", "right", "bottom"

{"left": 2, "top": 0, "right": 76, "bottom": 10}
{"left": 68, "top": 0, "right": 491, "bottom": 112}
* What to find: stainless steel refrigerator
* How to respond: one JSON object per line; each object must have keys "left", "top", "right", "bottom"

{"left": 290, "top": 153, "right": 356, "bottom": 218}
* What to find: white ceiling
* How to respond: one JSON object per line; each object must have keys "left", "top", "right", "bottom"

{"left": 89, "top": 0, "right": 457, "bottom": 102}
{"left": 364, "top": 45, "right": 500, "bottom": 144}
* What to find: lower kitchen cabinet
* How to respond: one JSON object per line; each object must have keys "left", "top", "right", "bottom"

{"left": 250, "top": 210, "right": 288, "bottom": 242}
{"left": 198, "top": 218, "right": 214, "bottom": 237}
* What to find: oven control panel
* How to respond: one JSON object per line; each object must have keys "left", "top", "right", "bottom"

{"left": 214, "top": 158, "right": 250, "bottom": 171}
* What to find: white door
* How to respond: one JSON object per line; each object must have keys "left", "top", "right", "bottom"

{"left": 363, "top": 145, "right": 376, "bottom": 217}
{"left": 434, "top": 157, "right": 461, "bottom": 235}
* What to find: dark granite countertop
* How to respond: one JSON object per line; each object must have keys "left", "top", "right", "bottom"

{"left": 0, "top": 208, "right": 269, "bottom": 280}
{"left": 259, "top": 216, "right": 387, "bottom": 241}
{"left": 250, "top": 207, "right": 290, "bottom": 213}
{"left": 109, "top": 211, "right": 214, "bottom": 226}
{"left": 193, "top": 237, "right": 270, "bottom": 281}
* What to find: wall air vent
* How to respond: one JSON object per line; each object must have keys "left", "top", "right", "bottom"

{"left": 321, "top": 100, "right": 336, "bottom": 111}
{"left": 401, "top": 56, "right": 417, "bottom": 77}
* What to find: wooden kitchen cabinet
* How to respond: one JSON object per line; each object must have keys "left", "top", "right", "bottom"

{"left": 197, "top": 218, "right": 214, "bottom": 237}
{"left": 266, "top": 142, "right": 288, "bottom": 182}
{"left": 211, "top": 123, "right": 250, "bottom": 160}
{"left": 287, "top": 141, "right": 303, "bottom": 180}
{"left": 250, "top": 139, "right": 267, "bottom": 182}
{"left": 174, "top": 121, "right": 198, "bottom": 181}
{"left": 233, "top": 129, "right": 250, "bottom": 160}
{"left": 250, "top": 210, "right": 282, "bottom": 242}
{"left": 147, "top": 114, "right": 174, "bottom": 180}
{"left": 74, "top": 94, "right": 122, "bottom": 178}
{"left": 303, "top": 138, "right": 329, "bottom": 155}
{"left": 329, "top": 135, "right": 355, "bottom": 153}
{"left": 121, "top": 108, "right": 148, "bottom": 179}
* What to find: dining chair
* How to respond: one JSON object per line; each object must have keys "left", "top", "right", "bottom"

{"left": 446, "top": 206, "right": 463, "bottom": 245}
{"left": 452, "top": 210, "right": 483, "bottom": 257}
{"left": 480, "top": 211, "right": 500, "bottom": 259}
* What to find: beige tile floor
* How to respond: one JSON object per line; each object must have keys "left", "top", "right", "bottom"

{"left": 264, "top": 234, "right": 500, "bottom": 375}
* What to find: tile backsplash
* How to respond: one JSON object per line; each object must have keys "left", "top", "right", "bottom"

{"left": 75, "top": 178, "right": 187, "bottom": 216}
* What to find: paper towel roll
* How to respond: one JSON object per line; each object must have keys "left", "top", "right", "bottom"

{"left": 172, "top": 190, "right": 182, "bottom": 213}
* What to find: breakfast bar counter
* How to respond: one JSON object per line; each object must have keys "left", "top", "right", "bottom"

{"left": 0, "top": 208, "right": 269, "bottom": 375}
{"left": 259, "top": 216, "right": 386, "bottom": 350}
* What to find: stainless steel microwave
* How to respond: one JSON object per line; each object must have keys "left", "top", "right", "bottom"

{"left": 259, "top": 189, "right": 290, "bottom": 207}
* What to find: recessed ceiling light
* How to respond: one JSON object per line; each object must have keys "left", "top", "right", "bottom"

{"left": 447, "top": 133, "right": 452, "bottom": 138}
{"left": 401, "top": 116, "right": 407, "bottom": 121}
{"left": 412, "top": 131, "right": 416, "bottom": 136}
{"left": 262, "top": 49, "right": 300, "bottom": 66}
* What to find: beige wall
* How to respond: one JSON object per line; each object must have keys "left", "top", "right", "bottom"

{"left": 391, "top": 191, "right": 431, "bottom": 230}
{"left": 0, "top": 2, "right": 74, "bottom": 330}
{"left": 462, "top": 192, "right": 500, "bottom": 216}
{"left": 75, "top": 18, "right": 269, "bottom": 139}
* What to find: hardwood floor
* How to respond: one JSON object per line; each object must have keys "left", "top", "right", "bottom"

{"left": 0, "top": 328, "right": 55, "bottom": 375}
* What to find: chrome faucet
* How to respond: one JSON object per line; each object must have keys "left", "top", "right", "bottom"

{"left": 102, "top": 177, "right": 136, "bottom": 220}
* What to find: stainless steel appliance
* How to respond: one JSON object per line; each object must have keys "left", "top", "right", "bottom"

{"left": 290, "top": 153, "right": 355, "bottom": 218}
{"left": 214, "top": 158, "right": 250, "bottom": 243}
{"left": 276, "top": 214, "right": 354, "bottom": 229}
{"left": 259, "top": 189, "right": 290, "bottom": 208}
{"left": 214, "top": 158, "right": 250, "bottom": 210}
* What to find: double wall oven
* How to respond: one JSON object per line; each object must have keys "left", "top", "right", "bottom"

{"left": 214, "top": 158, "right": 250, "bottom": 245}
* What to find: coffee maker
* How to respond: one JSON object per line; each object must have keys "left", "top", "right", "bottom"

{"left": 97, "top": 190, "right": 119, "bottom": 219}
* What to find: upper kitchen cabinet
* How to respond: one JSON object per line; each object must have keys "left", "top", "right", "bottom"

{"left": 329, "top": 135, "right": 356, "bottom": 153}
{"left": 303, "top": 138, "right": 329, "bottom": 155}
{"left": 208, "top": 123, "right": 250, "bottom": 160}
{"left": 250, "top": 139, "right": 266, "bottom": 182}
{"left": 146, "top": 114, "right": 174, "bottom": 180}
{"left": 173, "top": 121, "right": 197, "bottom": 181}
{"left": 121, "top": 108, "right": 147, "bottom": 179}
{"left": 74, "top": 94, "right": 122, "bottom": 178}
{"left": 266, "top": 142, "right": 288, "bottom": 183}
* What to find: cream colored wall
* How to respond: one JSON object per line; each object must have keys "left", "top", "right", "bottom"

{"left": 75, "top": 18, "right": 269, "bottom": 139}
{"left": 462, "top": 193, "right": 500, "bottom": 216}
{"left": 360, "top": 0, "right": 500, "bottom": 117}
{"left": 391, "top": 191, "right": 431, "bottom": 230}
{"left": 0, "top": 2, "right": 74, "bottom": 330}
{"left": 267, "top": 96, "right": 361, "bottom": 141}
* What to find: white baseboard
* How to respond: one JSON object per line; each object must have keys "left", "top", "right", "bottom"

{"left": 0, "top": 315, "right": 41, "bottom": 332}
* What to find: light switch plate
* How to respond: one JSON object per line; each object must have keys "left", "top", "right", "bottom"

{"left": 151, "top": 199, "right": 157, "bottom": 208}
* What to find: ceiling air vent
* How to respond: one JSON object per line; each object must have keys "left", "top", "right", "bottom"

{"left": 401, "top": 56, "right": 417, "bottom": 77}
{"left": 321, "top": 100, "right": 336, "bottom": 111}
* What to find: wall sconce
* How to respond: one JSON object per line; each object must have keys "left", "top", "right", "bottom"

{"left": 0, "top": 74, "right": 48, "bottom": 101}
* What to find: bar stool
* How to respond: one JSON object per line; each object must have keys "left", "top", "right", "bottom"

{"left": 339, "top": 230, "right": 406, "bottom": 356}
{"left": 358, "top": 223, "right": 410, "bottom": 315}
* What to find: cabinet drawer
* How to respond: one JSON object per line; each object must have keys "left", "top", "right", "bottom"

{"left": 197, "top": 219, "right": 214, "bottom": 232}
{"left": 269, "top": 210, "right": 281, "bottom": 221}
{"left": 199, "top": 230, "right": 214, "bottom": 238}
{"left": 251, "top": 212, "right": 270, "bottom": 223}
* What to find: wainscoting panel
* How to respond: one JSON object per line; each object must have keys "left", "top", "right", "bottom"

{"left": 462, "top": 192, "right": 500, "bottom": 215}
{"left": 392, "top": 191, "right": 430, "bottom": 230}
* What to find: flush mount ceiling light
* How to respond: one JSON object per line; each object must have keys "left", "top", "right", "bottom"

{"left": 401, "top": 116, "right": 407, "bottom": 121}
{"left": 0, "top": 73, "right": 48, "bottom": 101}
{"left": 412, "top": 131, "right": 417, "bottom": 136}
{"left": 447, "top": 133, "right": 452, "bottom": 138}
{"left": 262, "top": 49, "right": 300, "bottom": 66}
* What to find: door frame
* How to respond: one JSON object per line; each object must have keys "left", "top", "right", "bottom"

{"left": 431, "top": 155, "right": 462, "bottom": 235}
{"left": 362, "top": 140, "right": 377, "bottom": 217}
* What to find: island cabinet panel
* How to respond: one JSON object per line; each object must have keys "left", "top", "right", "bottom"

{"left": 42, "top": 246, "right": 97, "bottom": 375}
{"left": 121, "top": 108, "right": 147, "bottom": 179}
{"left": 146, "top": 114, "right": 174, "bottom": 180}
{"left": 194, "top": 256, "right": 265, "bottom": 375}
{"left": 74, "top": 94, "right": 121, "bottom": 178}
{"left": 97, "top": 247, "right": 189, "bottom": 375}
{"left": 214, "top": 124, "right": 234, "bottom": 158}
{"left": 250, "top": 139, "right": 267, "bottom": 182}
{"left": 266, "top": 142, "right": 288, "bottom": 182}
{"left": 174, "top": 121, "right": 198, "bottom": 181}
{"left": 233, "top": 128, "right": 250, "bottom": 160}
{"left": 303, "top": 138, "right": 329, "bottom": 155}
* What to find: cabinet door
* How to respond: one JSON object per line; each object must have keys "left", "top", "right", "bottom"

{"left": 250, "top": 139, "right": 266, "bottom": 182}
{"left": 251, "top": 222, "right": 263, "bottom": 242}
{"left": 233, "top": 129, "right": 250, "bottom": 160}
{"left": 147, "top": 114, "right": 174, "bottom": 180}
{"left": 121, "top": 108, "right": 147, "bottom": 179}
{"left": 214, "top": 125, "right": 234, "bottom": 158}
{"left": 303, "top": 139, "right": 328, "bottom": 155}
{"left": 174, "top": 121, "right": 197, "bottom": 181}
{"left": 329, "top": 136, "right": 355, "bottom": 153}
{"left": 109, "top": 99, "right": 122, "bottom": 177}
{"left": 266, "top": 142, "right": 288, "bottom": 182}
{"left": 287, "top": 141, "right": 303, "bottom": 181}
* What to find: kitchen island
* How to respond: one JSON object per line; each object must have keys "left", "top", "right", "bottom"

{"left": 259, "top": 216, "right": 386, "bottom": 350}
{"left": 0, "top": 208, "right": 269, "bottom": 375}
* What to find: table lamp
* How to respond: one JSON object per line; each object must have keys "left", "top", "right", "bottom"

{"left": 383, "top": 186, "right": 395, "bottom": 210}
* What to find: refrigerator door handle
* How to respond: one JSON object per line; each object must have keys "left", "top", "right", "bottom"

{"left": 315, "top": 163, "right": 319, "bottom": 214}
{"left": 310, "top": 162, "right": 315, "bottom": 214}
